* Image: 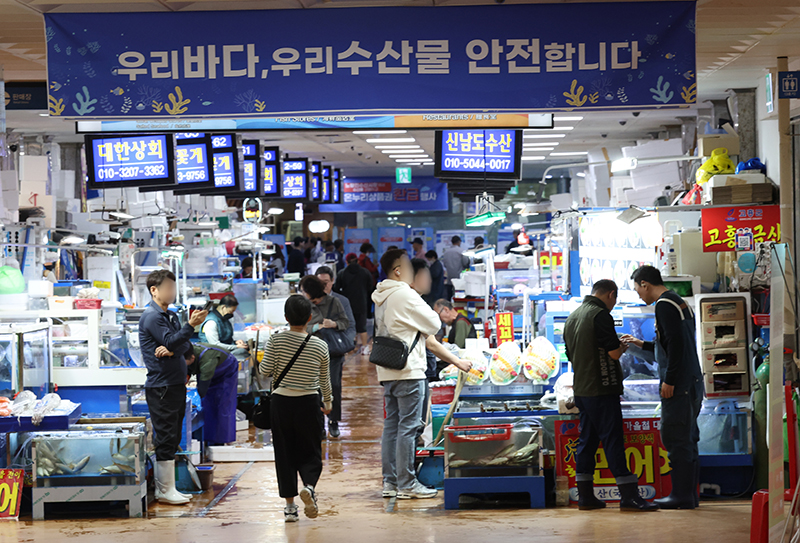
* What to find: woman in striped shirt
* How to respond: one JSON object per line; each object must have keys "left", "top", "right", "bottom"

{"left": 260, "top": 295, "right": 333, "bottom": 523}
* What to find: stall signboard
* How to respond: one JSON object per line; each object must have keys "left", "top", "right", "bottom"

{"left": 212, "top": 151, "right": 235, "bottom": 188}
{"left": 435, "top": 129, "right": 522, "bottom": 180}
{"left": 555, "top": 418, "right": 670, "bottom": 502}
{"left": 495, "top": 312, "right": 514, "bottom": 345}
{"left": 263, "top": 147, "right": 280, "bottom": 196}
{"left": 211, "top": 134, "right": 233, "bottom": 149}
{"left": 282, "top": 158, "right": 310, "bottom": 199}
{"left": 176, "top": 141, "right": 210, "bottom": 184}
{"left": 319, "top": 176, "right": 448, "bottom": 213}
{"left": 310, "top": 162, "right": 322, "bottom": 201}
{"left": 344, "top": 228, "right": 373, "bottom": 256}
{"left": 701, "top": 205, "right": 780, "bottom": 253}
{"left": 540, "top": 252, "right": 563, "bottom": 269}
{"left": 332, "top": 169, "right": 342, "bottom": 204}
{"left": 85, "top": 133, "right": 175, "bottom": 189}
{"left": 0, "top": 469, "right": 24, "bottom": 519}
{"left": 45, "top": 3, "right": 696, "bottom": 119}
{"left": 321, "top": 166, "right": 332, "bottom": 203}
{"left": 378, "top": 227, "right": 408, "bottom": 256}
{"left": 4, "top": 82, "right": 48, "bottom": 110}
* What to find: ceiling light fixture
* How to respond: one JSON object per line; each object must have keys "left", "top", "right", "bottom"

{"left": 389, "top": 154, "right": 429, "bottom": 159}
{"left": 308, "top": 219, "right": 331, "bottom": 233}
{"left": 524, "top": 147, "right": 554, "bottom": 152}
{"left": 365, "top": 138, "right": 416, "bottom": 143}
{"left": 524, "top": 142, "right": 560, "bottom": 147}
{"left": 267, "top": 207, "right": 284, "bottom": 215}
{"left": 524, "top": 134, "right": 566, "bottom": 139}
{"left": 382, "top": 149, "right": 425, "bottom": 154}
{"left": 522, "top": 156, "right": 547, "bottom": 161}
{"left": 550, "top": 151, "right": 589, "bottom": 156}
{"left": 525, "top": 126, "right": 574, "bottom": 131}
{"left": 60, "top": 235, "right": 87, "bottom": 246}
{"left": 374, "top": 145, "right": 421, "bottom": 149}
{"left": 395, "top": 159, "right": 428, "bottom": 163}
{"left": 352, "top": 130, "right": 408, "bottom": 135}
{"left": 554, "top": 116, "right": 584, "bottom": 121}
{"left": 38, "top": 113, "right": 49, "bottom": 117}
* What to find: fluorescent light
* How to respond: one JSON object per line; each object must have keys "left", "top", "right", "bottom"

{"left": 576, "top": 172, "right": 586, "bottom": 177}
{"left": 513, "top": 203, "right": 526, "bottom": 209}
{"left": 611, "top": 157, "right": 638, "bottom": 173}
{"left": 39, "top": 113, "right": 49, "bottom": 117}
{"left": 524, "top": 142, "right": 559, "bottom": 147}
{"left": 365, "top": 138, "right": 416, "bottom": 143}
{"left": 374, "top": 145, "right": 421, "bottom": 149}
{"left": 522, "top": 156, "right": 546, "bottom": 161}
{"left": 382, "top": 149, "right": 425, "bottom": 154}
{"left": 524, "top": 147, "right": 554, "bottom": 152}
{"left": 525, "top": 126, "right": 574, "bottom": 131}
{"left": 510, "top": 223, "right": 523, "bottom": 230}
{"left": 60, "top": 235, "right": 86, "bottom": 245}
{"left": 309, "top": 220, "right": 331, "bottom": 233}
{"left": 109, "top": 211, "right": 135, "bottom": 220}
{"left": 554, "top": 116, "right": 584, "bottom": 121}
{"left": 352, "top": 130, "right": 407, "bottom": 134}
{"left": 389, "top": 154, "right": 428, "bottom": 159}
{"left": 550, "top": 151, "right": 588, "bottom": 156}
{"left": 267, "top": 207, "right": 284, "bottom": 215}
{"left": 524, "top": 134, "right": 566, "bottom": 139}
{"left": 395, "top": 159, "right": 427, "bottom": 163}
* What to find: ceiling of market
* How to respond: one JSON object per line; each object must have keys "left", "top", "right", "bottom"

{"left": 2, "top": 0, "right": 800, "bottom": 180}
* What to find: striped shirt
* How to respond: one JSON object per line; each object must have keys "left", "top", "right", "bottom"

{"left": 260, "top": 331, "right": 332, "bottom": 403}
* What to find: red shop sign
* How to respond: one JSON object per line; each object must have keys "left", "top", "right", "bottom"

{"left": 701, "top": 205, "right": 780, "bottom": 252}
{"left": 0, "top": 469, "right": 24, "bottom": 519}
{"left": 555, "top": 418, "right": 671, "bottom": 502}
{"left": 495, "top": 312, "right": 514, "bottom": 345}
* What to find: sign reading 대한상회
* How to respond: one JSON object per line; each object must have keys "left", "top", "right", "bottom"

{"left": 701, "top": 205, "right": 780, "bottom": 252}
{"left": 44, "top": 2, "right": 697, "bottom": 119}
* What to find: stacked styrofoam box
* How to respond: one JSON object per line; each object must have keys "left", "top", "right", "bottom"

{"left": 610, "top": 176, "right": 633, "bottom": 207}
{"left": 0, "top": 171, "right": 19, "bottom": 223}
{"left": 622, "top": 139, "right": 683, "bottom": 192}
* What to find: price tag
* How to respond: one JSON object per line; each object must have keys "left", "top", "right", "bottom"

{"left": 93, "top": 281, "right": 111, "bottom": 290}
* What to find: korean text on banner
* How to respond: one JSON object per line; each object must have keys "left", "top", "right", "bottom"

{"left": 344, "top": 228, "right": 373, "bottom": 257}
{"left": 555, "top": 419, "right": 668, "bottom": 502}
{"left": 496, "top": 312, "right": 514, "bottom": 345}
{"left": 701, "top": 205, "right": 780, "bottom": 253}
{"left": 320, "top": 177, "right": 447, "bottom": 213}
{"left": 44, "top": 2, "right": 697, "bottom": 119}
{"left": 0, "top": 470, "right": 24, "bottom": 519}
{"left": 378, "top": 227, "right": 407, "bottom": 257}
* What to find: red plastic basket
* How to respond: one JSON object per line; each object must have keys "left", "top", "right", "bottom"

{"left": 209, "top": 292, "right": 232, "bottom": 301}
{"left": 430, "top": 385, "right": 455, "bottom": 405}
{"left": 753, "top": 314, "right": 770, "bottom": 326}
{"left": 74, "top": 299, "right": 102, "bottom": 310}
{"left": 446, "top": 424, "right": 513, "bottom": 443}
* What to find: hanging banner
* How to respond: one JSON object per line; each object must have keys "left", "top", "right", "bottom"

{"left": 378, "top": 227, "right": 408, "bottom": 257}
{"left": 44, "top": 2, "right": 696, "bottom": 119}
{"left": 495, "top": 312, "right": 515, "bottom": 345}
{"left": 344, "top": 228, "right": 373, "bottom": 256}
{"left": 555, "top": 418, "right": 669, "bottom": 503}
{"left": 701, "top": 205, "right": 780, "bottom": 253}
{"left": 319, "top": 177, "right": 448, "bottom": 213}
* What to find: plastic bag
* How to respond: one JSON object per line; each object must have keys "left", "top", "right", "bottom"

{"left": 696, "top": 147, "right": 735, "bottom": 184}
{"left": 522, "top": 337, "right": 559, "bottom": 383}
{"left": 681, "top": 183, "right": 703, "bottom": 205}
{"left": 461, "top": 351, "right": 490, "bottom": 386}
{"left": 489, "top": 342, "right": 522, "bottom": 386}
{"left": 553, "top": 372, "right": 579, "bottom": 414}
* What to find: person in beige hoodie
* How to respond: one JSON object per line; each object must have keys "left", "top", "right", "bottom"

{"left": 373, "top": 249, "right": 443, "bottom": 500}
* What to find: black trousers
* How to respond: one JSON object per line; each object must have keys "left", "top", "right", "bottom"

{"left": 329, "top": 355, "right": 344, "bottom": 423}
{"left": 146, "top": 384, "right": 187, "bottom": 461}
{"left": 574, "top": 395, "right": 638, "bottom": 484}
{"left": 271, "top": 394, "right": 324, "bottom": 498}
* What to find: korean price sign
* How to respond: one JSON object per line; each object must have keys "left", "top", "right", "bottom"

{"left": 701, "top": 205, "right": 780, "bottom": 252}
{"left": 555, "top": 418, "right": 670, "bottom": 502}
{"left": 0, "top": 469, "right": 23, "bottom": 519}
{"left": 438, "top": 129, "right": 520, "bottom": 178}
{"left": 495, "top": 312, "right": 515, "bottom": 345}
{"left": 89, "top": 135, "right": 170, "bottom": 185}
{"left": 176, "top": 142, "right": 209, "bottom": 184}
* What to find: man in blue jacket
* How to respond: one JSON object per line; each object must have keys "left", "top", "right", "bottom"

{"left": 139, "top": 269, "right": 207, "bottom": 505}
{"left": 623, "top": 265, "right": 704, "bottom": 510}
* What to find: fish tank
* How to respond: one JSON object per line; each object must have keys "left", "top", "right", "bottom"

{"left": 0, "top": 324, "right": 51, "bottom": 399}
{"left": 697, "top": 400, "right": 752, "bottom": 455}
{"left": 445, "top": 421, "right": 542, "bottom": 475}
{"left": 32, "top": 430, "right": 146, "bottom": 486}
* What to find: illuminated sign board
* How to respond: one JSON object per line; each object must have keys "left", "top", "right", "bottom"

{"left": 86, "top": 134, "right": 175, "bottom": 189}
{"left": 282, "top": 158, "right": 309, "bottom": 199}
{"left": 435, "top": 129, "right": 522, "bottom": 181}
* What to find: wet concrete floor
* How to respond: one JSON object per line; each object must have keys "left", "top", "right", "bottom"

{"left": 7, "top": 352, "right": 752, "bottom": 542}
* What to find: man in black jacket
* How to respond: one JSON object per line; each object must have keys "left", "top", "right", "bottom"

{"left": 564, "top": 279, "right": 659, "bottom": 513}
{"left": 286, "top": 237, "right": 306, "bottom": 275}
{"left": 335, "top": 253, "right": 375, "bottom": 355}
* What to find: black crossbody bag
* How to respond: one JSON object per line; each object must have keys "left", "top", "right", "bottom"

{"left": 369, "top": 293, "right": 422, "bottom": 370}
{"left": 252, "top": 334, "right": 312, "bottom": 430}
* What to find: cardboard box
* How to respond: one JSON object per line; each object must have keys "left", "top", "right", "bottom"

{"left": 705, "top": 184, "right": 774, "bottom": 205}
{"left": 701, "top": 347, "right": 748, "bottom": 373}
{"left": 700, "top": 320, "right": 747, "bottom": 349}
{"left": 701, "top": 299, "right": 745, "bottom": 322}
{"left": 698, "top": 134, "right": 740, "bottom": 157}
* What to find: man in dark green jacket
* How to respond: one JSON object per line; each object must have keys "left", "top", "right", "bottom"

{"left": 564, "top": 279, "right": 659, "bottom": 513}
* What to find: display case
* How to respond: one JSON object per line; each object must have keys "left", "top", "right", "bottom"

{"left": 32, "top": 429, "right": 146, "bottom": 485}
{"left": 0, "top": 323, "right": 51, "bottom": 398}
{"left": 445, "top": 421, "right": 542, "bottom": 476}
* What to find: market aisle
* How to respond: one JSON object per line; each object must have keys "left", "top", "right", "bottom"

{"left": 8, "top": 351, "right": 752, "bottom": 542}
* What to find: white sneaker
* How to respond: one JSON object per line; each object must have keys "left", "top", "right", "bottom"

{"left": 299, "top": 485, "right": 318, "bottom": 519}
{"left": 382, "top": 483, "right": 398, "bottom": 498}
{"left": 284, "top": 504, "right": 299, "bottom": 523}
{"left": 397, "top": 482, "right": 438, "bottom": 500}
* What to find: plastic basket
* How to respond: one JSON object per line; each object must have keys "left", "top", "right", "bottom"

{"left": 74, "top": 299, "right": 102, "bottom": 310}
{"left": 753, "top": 314, "right": 770, "bottom": 326}
{"left": 430, "top": 384, "right": 455, "bottom": 405}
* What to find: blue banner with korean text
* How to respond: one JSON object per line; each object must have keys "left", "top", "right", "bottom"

{"left": 319, "top": 177, "right": 448, "bottom": 213}
{"left": 44, "top": 2, "right": 696, "bottom": 119}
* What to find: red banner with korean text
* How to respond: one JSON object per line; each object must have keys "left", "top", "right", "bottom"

{"left": 555, "top": 418, "right": 670, "bottom": 502}
{"left": 495, "top": 312, "right": 514, "bottom": 345}
{"left": 0, "top": 469, "right": 24, "bottom": 519}
{"left": 701, "top": 205, "right": 780, "bottom": 252}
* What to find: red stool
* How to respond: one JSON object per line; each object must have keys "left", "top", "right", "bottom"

{"left": 750, "top": 490, "right": 769, "bottom": 543}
